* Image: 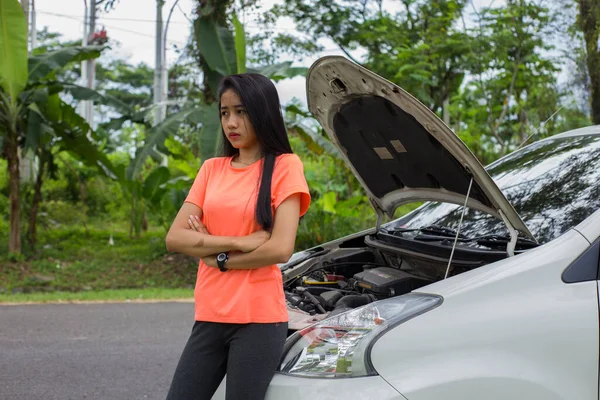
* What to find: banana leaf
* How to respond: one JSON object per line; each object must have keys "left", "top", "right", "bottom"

{"left": 0, "top": 0, "right": 28, "bottom": 103}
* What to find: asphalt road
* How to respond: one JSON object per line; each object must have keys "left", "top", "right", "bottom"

{"left": 0, "top": 302, "right": 197, "bottom": 400}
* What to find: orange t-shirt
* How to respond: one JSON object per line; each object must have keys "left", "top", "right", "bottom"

{"left": 184, "top": 153, "right": 311, "bottom": 323}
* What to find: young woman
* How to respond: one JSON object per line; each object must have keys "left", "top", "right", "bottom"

{"left": 164, "top": 73, "right": 311, "bottom": 400}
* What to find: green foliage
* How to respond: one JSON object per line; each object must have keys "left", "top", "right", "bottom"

{"left": 576, "top": 0, "right": 600, "bottom": 124}
{"left": 0, "top": 226, "right": 197, "bottom": 293}
{"left": 2, "top": 1, "right": 594, "bottom": 295}
{"left": 0, "top": 158, "right": 7, "bottom": 189}
{"left": 95, "top": 60, "right": 154, "bottom": 109}
{"left": 86, "top": 177, "right": 126, "bottom": 216}
{"left": 262, "top": 0, "right": 591, "bottom": 165}
{"left": 142, "top": 166, "right": 170, "bottom": 205}
{"left": 41, "top": 200, "right": 89, "bottom": 227}
{"left": 195, "top": 15, "right": 238, "bottom": 77}
{"left": 285, "top": 103, "right": 342, "bottom": 160}
{"left": 452, "top": 0, "right": 563, "bottom": 159}
{"left": 268, "top": 0, "right": 468, "bottom": 113}
{"left": 0, "top": 288, "right": 193, "bottom": 303}
{"left": 296, "top": 208, "right": 375, "bottom": 250}
{"left": 253, "top": 62, "right": 308, "bottom": 82}
{"left": 28, "top": 46, "right": 104, "bottom": 82}
{"left": 0, "top": 0, "right": 28, "bottom": 103}
{"left": 233, "top": 14, "right": 247, "bottom": 74}
{"left": 0, "top": 6, "right": 118, "bottom": 254}
{"left": 0, "top": 192, "right": 8, "bottom": 220}
{"left": 57, "top": 83, "right": 134, "bottom": 117}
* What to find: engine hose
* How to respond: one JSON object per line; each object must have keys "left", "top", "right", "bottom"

{"left": 334, "top": 294, "right": 377, "bottom": 310}
{"left": 302, "top": 290, "right": 327, "bottom": 314}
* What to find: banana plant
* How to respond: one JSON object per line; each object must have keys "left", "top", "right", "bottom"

{"left": 0, "top": 0, "right": 130, "bottom": 253}
{"left": 97, "top": 11, "right": 312, "bottom": 238}
{"left": 283, "top": 103, "right": 343, "bottom": 163}
{"left": 128, "top": 12, "right": 310, "bottom": 181}
{"left": 0, "top": 0, "right": 29, "bottom": 255}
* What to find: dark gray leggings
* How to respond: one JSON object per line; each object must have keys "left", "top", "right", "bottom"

{"left": 166, "top": 321, "right": 288, "bottom": 400}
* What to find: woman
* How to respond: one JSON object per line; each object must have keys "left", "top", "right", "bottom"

{"left": 164, "top": 73, "right": 311, "bottom": 400}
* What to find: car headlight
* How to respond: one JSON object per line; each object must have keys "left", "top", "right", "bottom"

{"left": 278, "top": 293, "right": 442, "bottom": 378}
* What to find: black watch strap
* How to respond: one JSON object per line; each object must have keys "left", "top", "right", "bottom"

{"left": 217, "top": 252, "right": 229, "bottom": 272}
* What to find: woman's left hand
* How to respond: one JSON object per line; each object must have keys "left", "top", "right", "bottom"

{"left": 202, "top": 255, "right": 217, "bottom": 268}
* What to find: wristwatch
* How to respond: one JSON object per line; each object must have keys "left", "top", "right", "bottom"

{"left": 216, "top": 252, "right": 229, "bottom": 272}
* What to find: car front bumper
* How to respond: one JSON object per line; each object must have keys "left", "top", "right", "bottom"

{"left": 212, "top": 373, "right": 407, "bottom": 399}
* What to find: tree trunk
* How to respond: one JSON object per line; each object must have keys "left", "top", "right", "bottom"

{"left": 129, "top": 192, "right": 135, "bottom": 239}
{"left": 578, "top": 0, "right": 600, "bottom": 124}
{"left": 7, "top": 129, "right": 21, "bottom": 254}
{"left": 27, "top": 155, "right": 45, "bottom": 252}
{"left": 141, "top": 211, "right": 148, "bottom": 232}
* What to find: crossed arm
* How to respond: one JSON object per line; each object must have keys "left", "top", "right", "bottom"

{"left": 165, "top": 193, "right": 302, "bottom": 269}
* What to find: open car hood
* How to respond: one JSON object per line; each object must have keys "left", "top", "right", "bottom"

{"left": 306, "top": 56, "right": 535, "bottom": 240}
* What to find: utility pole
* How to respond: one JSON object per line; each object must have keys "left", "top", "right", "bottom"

{"left": 86, "top": 0, "right": 97, "bottom": 126}
{"left": 81, "top": 0, "right": 96, "bottom": 126}
{"left": 80, "top": 0, "right": 88, "bottom": 116}
{"left": 154, "top": 0, "right": 165, "bottom": 125}
{"left": 30, "top": 0, "right": 37, "bottom": 50}
{"left": 162, "top": 0, "right": 180, "bottom": 124}
{"left": 155, "top": 0, "right": 169, "bottom": 167}
{"left": 20, "top": 0, "right": 29, "bottom": 33}
{"left": 19, "top": 0, "right": 34, "bottom": 183}
{"left": 21, "top": 0, "right": 37, "bottom": 51}
{"left": 27, "top": 0, "right": 37, "bottom": 181}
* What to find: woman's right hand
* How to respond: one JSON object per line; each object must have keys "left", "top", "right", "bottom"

{"left": 236, "top": 230, "right": 271, "bottom": 253}
{"left": 188, "top": 215, "right": 209, "bottom": 234}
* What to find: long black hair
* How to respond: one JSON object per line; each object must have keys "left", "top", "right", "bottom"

{"left": 217, "top": 73, "right": 293, "bottom": 231}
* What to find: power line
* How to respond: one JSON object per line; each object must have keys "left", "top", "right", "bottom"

{"left": 101, "top": 23, "right": 188, "bottom": 45}
{"left": 37, "top": 9, "right": 320, "bottom": 47}
{"left": 35, "top": 10, "right": 188, "bottom": 45}
{"left": 37, "top": 10, "right": 80, "bottom": 22}
{"left": 37, "top": 10, "right": 189, "bottom": 25}
{"left": 39, "top": 10, "right": 300, "bottom": 33}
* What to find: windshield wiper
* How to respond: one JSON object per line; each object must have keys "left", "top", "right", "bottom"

{"left": 384, "top": 224, "right": 468, "bottom": 240}
{"left": 280, "top": 248, "right": 330, "bottom": 271}
{"left": 470, "top": 234, "right": 539, "bottom": 249}
{"left": 420, "top": 224, "right": 468, "bottom": 238}
{"left": 384, "top": 226, "right": 538, "bottom": 250}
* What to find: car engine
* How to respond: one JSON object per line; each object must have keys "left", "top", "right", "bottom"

{"left": 282, "top": 246, "right": 437, "bottom": 329}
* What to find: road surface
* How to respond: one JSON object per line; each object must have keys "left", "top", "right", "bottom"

{"left": 0, "top": 302, "right": 196, "bottom": 400}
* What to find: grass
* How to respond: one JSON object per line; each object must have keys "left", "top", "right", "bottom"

{"left": 0, "top": 224, "right": 199, "bottom": 302}
{"left": 0, "top": 288, "right": 193, "bottom": 304}
{"left": 0, "top": 203, "right": 417, "bottom": 304}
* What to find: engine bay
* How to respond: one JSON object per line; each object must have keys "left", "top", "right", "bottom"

{"left": 282, "top": 231, "right": 511, "bottom": 330}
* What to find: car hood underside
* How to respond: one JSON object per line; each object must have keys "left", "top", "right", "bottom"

{"left": 306, "top": 56, "right": 535, "bottom": 240}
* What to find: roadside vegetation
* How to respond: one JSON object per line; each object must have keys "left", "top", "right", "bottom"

{"left": 1, "top": 0, "right": 598, "bottom": 302}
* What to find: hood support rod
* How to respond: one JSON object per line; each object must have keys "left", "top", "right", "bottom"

{"left": 374, "top": 200, "right": 385, "bottom": 233}
{"left": 499, "top": 210, "right": 518, "bottom": 257}
{"left": 444, "top": 177, "right": 474, "bottom": 280}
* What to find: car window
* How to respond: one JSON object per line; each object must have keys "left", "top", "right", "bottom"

{"left": 391, "top": 134, "right": 600, "bottom": 244}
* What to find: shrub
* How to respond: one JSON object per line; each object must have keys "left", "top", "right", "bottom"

{"left": 296, "top": 208, "right": 376, "bottom": 251}
{"left": 0, "top": 193, "right": 8, "bottom": 220}
{"left": 40, "top": 200, "right": 89, "bottom": 227}
{"left": 85, "top": 176, "right": 127, "bottom": 217}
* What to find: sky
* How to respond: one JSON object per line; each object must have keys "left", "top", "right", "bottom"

{"left": 32, "top": 0, "right": 570, "bottom": 107}
{"left": 32, "top": 0, "right": 355, "bottom": 105}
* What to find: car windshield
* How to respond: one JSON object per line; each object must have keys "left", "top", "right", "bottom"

{"left": 389, "top": 134, "right": 600, "bottom": 244}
